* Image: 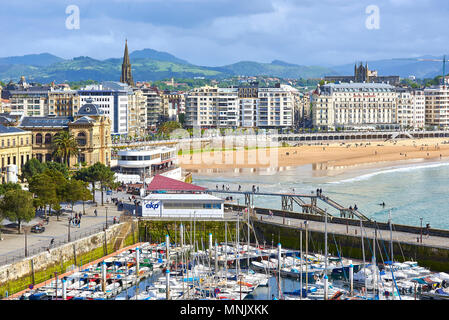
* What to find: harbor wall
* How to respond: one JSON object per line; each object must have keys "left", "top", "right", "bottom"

{"left": 225, "top": 204, "right": 449, "bottom": 238}
{"left": 0, "top": 220, "right": 139, "bottom": 298}
{"left": 138, "top": 220, "right": 238, "bottom": 245}
{"left": 252, "top": 220, "right": 449, "bottom": 272}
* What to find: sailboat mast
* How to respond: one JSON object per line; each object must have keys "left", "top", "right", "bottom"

{"left": 360, "top": 219, "right": 367, "bottom": 299}
{"left": 389, "top": 210, "right": 395, "bottom": 300}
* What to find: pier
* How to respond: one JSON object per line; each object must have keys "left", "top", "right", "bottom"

{"left": 208, "top": 189, "right": 370, "bottom": 221}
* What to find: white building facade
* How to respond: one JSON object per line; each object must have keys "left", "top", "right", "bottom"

{"left": 141, "top": 193, "right": 224, "bottom": 218}
{"left": 424, "top": 85, "right": 449, "bottom": 129}
{"left": 312, "top": 83, "right": 398, "bottom": 130}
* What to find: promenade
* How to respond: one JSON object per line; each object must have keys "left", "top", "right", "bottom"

{"left": 254, "top": 212, "right": 449, "bottom": 250}
{"left": 0, "top": 190, "right": 135, "bottom": 266}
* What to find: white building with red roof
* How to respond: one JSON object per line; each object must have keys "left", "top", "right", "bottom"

{"left": 141, "top": 175, "right": 224, "bottom": 218}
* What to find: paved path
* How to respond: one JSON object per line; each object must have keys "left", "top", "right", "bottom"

{"left": 254, "top": 212, "right": 449, "bottom": 251}
{"left": 0, "top": 190, "right": 137, "bottom": 266}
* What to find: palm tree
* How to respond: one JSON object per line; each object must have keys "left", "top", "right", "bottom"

{"left": 52, "top": 131, "right": 79, "bottom": 167}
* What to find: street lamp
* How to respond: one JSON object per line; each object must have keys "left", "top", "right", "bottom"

{"left": 24, "top": 226, "right": 29, "bottom": 257}
{"left": 106, "top": 207, "right": 108, "bottom": 229}
{"left": 68, "top": 217, "right": 71, "bottom": 242}
{"left": 420, "top": 217, "right": 423, "bottom": 243}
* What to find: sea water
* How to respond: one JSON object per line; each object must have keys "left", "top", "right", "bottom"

{"left": 192, "top": 158, "right": 449, "bottom": 230}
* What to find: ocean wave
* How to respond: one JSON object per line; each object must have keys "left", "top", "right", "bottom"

{"left": 327, "top": 161, "right": 449, "bottom": 184}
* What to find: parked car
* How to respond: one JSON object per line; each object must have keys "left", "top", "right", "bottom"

{"left": 30, "top": 224, "right": 45, "bottom": 233}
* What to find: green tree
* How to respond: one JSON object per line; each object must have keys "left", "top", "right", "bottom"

{"left": 45, "top": 161, "right": 70, "bottom": 179}
{"left": 52, "top": 131, "right": 79, "bottom": 167}
{"left": 0, "top": 182, "right": 22, "bottom": 195}
{"left": 20, "top": 158, "right": 46, "bottom": 182}
{"left": 0, "top": 189, "right": 35, "bottom": 234}
{"left": 29, "top": 169, "right": 67, "bottom": 220}
{"left": 73, "top": 167, "right": 97, "bottom": 203}
{"left": 158, "top": 121, "right": 182, "bottom": 135}
{"left": 93, "top": 163, "right": 116, "bottom": 206}
{"left": 64, "top": 179, "right": 92, "bottom": 216}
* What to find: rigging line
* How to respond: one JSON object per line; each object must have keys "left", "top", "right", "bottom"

{"left": 374, "top": 222, "right": 385, "bottom": 264}
{"left": 332, "top": 232, "right": 348, "bottom": 281}
{"left": 391, "top": 223, "right": 406, "bottom": 261}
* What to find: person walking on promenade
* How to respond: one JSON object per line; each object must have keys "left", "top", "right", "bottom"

{"left": 238, "top": 185, "right": 241, "bottom": 191}
{"left": 94, "top": 209, "right": 98, "bottom": 216}
{"left": 354, "top": 204, "right": 358, "bottom": 211}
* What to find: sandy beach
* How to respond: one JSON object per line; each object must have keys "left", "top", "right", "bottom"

{"left": 179, "top": 137, "right": 449, "bottom": 171}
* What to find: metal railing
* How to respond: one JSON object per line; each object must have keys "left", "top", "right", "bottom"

{"left": 0, "top": 217, "right": 116, "bottom": 267}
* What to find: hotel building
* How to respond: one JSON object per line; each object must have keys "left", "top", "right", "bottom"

{"left": 311, "top": 83, "right": 398, "bottom": 130}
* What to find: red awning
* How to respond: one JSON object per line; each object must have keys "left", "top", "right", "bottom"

{"left": 146, "top": 175, "right": 206, "bottom": 192}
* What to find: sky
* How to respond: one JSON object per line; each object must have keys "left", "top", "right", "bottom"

{"left": 0, "top": 0, "right": 448, "bottom": 67}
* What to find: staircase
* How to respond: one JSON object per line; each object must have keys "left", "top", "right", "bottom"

{"left": 112, "top": 219, "right": 134, "bottom": 252}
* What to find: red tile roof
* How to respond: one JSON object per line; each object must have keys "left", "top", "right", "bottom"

{"left": 146, "top": 175, "right": 206, "bottom": 192}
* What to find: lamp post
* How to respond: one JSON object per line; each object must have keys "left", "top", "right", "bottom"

{"left": 68, "top": 217, "right": 71, "bottom": 242}
{"left": 105, "top": 207, "right": 108, "bottom": 229}
{"left": 24, "top": 226, "right": 29, "bottom": 257}
{"left": 420, "top": 217, "right": 423, "bottom": 243}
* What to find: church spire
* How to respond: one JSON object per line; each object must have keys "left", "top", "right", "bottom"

{"left": 120, "top": 39, "right": 134, "bottom": 87}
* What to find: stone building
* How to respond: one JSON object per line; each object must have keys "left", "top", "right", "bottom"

{"left": 0, "top": 124, "right": 33, "bottom": 182}
{"left": 325, "top": 62, "right": 400, "bottom": 86}
{"left": 17, "top": 101, "right": 111, "bottom": 168}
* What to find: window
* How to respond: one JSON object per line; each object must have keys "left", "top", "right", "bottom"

{"left": 35, "top": 133, "right": 42, "bottom": 144}
{"left": 44, "top": 133, "right": 52, "bottom": 144}
{"left": 77, "top": 132, "right": 87, "bottom": 146}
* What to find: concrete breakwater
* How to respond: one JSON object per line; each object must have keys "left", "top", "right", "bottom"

{"left": 252, "top": 219, "right": 449, "bottom": 273}
{"left": 0, "top": 220, "right": 139, "bottom": 298}
{"left": 225, "top": 204, "right": 449, "bottom": 239}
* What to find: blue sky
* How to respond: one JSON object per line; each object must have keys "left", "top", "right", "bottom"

{"left": 0, "top": 0, "right": 448, "bottom": 66}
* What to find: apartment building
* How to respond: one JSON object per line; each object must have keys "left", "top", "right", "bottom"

{"left": 424, "top": 85, "right": 449, "bottom": 128}
{"left": 48, "top": 90, "right": 80, "bottom": 116}
{"left": 185, "top": 84, "right": 298, "bottom": 129}
{"left": 140, "top": 87, "right": 162, "bottom": 130}
{"left": 396, "top": 88, "right": 425, "bottom": 129}
{"left": 78, "top": 83, "right": 128, "bottom": 135}
{"left": 128, "top": 89, "right": 147, "bottom": 137}
{"left": 9, "top": 89, "right": 49, "bottom": 116}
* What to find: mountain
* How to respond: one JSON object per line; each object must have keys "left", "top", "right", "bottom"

{"left": 329, "top": 55, "right": 449, "bottom": 79}
{"left": 0, "top": 53, "right": 65, "bottom": 67}
{"left": 129, "top": 48, "right": 190, "bottom": 65}
{"left": 0, "top": 49, "right": 447, "bottom": 83}
{"left": 209, "top": 60, "right": 334, "bottom": 79}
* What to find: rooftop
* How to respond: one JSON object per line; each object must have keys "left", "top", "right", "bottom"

{"left": 0, "top": 124, "right": 27, "bottom": 135}
{"left": 144, "top": 193, "right": 223, "bottom": 201}
{"left": 146, "top": 175, "right": 207, "bottom": 193}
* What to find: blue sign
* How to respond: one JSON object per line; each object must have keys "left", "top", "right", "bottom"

{"left": 145, "top": 201, "right": 160, "bottom": 210}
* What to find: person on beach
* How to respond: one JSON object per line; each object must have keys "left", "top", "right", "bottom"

{"left": 238, "top": 185, "right": 241, "bottom": 191}
{"left": 354, "top": 204, "right": 358, "bottom": 211}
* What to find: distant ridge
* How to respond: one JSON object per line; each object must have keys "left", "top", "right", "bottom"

{"left": 0, "top": 49, "right": 448, "bottom": 82}
{"left": 0, "top": 53, "right": 65, "bottom": 67}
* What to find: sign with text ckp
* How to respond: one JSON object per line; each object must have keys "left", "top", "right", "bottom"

{"left": 143, "top": 200, "right": 161, "bottom": 216}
